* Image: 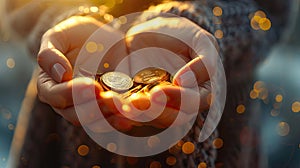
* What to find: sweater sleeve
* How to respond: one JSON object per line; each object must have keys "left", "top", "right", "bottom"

{"left": 135, "top": 0, "right": 281, "bottom": 81}
{"left": 131, "top": 1, "right": 284, "bottom": 167}
{"left": 3, "top": 0, "right": 108, "bottom": 56}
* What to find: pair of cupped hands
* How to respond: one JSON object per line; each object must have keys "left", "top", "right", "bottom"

{"left": 37, "top": 15, "right": 218, "bottom": 133}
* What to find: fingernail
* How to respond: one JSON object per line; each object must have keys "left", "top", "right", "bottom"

{"left": 51, "top": 63, "right": 66, "bottom": 82}
{"left": 178, "top": 71, "right": 197, "bottom": 87}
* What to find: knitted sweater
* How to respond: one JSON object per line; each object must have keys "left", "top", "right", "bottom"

{"left": 4, "top": 0, "right": 289, "bottom": 167}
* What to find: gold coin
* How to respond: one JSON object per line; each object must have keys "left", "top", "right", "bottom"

{"left": 100, "top": 71, "right": 133, "bottom": 92}
{"left": 133, "top": 67, "right": 170, "bottom": 85}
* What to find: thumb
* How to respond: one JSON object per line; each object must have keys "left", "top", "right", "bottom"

{"left": 37, "top": 30, "right": 73, "bottom": 82}
{"left": 173, "top": 56, "right": 209, "bottom": 88}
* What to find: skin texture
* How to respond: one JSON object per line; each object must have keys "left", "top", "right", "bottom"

{"left": 37, "top": 15, "right": 217, "bottom": 132}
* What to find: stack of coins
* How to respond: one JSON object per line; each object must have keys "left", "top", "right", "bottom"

{"left": 95, "top": 67, "right": 172, "bottom": 98}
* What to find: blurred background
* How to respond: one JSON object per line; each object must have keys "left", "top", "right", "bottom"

{"left": 0, "top": 40, "right": 34, "bottom": 168}
{"left": 0, "top": 0, "right": 300, "bottom": 168}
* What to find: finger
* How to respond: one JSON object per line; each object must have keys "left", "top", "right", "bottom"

{"left": 148, "top": 106, "right": 194, "bottom": 129}
{"left": 173, "top": 56, "right": 209, "bottom": 88}
{"left": 37, "top": 72, "right": 102, "bottom": 109}
{"left": 98, "top": 91, "right": 124, "bottom": 117}
{"left": 37, "top": 30, "right": 73, "bottom": 82}
{"left": 126, "top": 17, "right": 217, "bottom": 58}
{"left": 150, "top": 84, "right": 211, "bottom": 114}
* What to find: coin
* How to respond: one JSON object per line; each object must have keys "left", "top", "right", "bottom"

{"left": 133, "top": 67, "right": 170, "bottom": 85}
{"left": 100, "top": 71, "right": 133, "bottom": 92}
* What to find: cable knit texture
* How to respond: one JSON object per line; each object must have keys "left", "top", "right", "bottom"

{"left": 15, "top": 0, "right": 288, "bottom": 168}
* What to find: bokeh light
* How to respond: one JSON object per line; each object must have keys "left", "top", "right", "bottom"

{"left": 214, "top": 29, "right": 224, "bottom": 39}
{"left": 212, "top": 138, "right": 223, "bottom": 149}
{"left": 236, "top": 104, "right": 246, "bottom": 114}
{"left": 277, "top": 122, "right": 290, "bottom": 136}
{"left": 259, "top": 18, "right": 272, "bottom": 31}
{"left": 149, "top": 161, "right": 162, "bottom": 168}
{"left": 166, "top": 156, "right": 177, "bottom": 166}
{"left": 275, "top": 94, "right": 283, "bottom": 102}
{"left": 291, "top": 101, "right": 300, "bottom": 113}
{"left": 6, "top": 58, "right": 15, "bottom": 69}
{"left": 182, "top": 141, "right": 195, "bottom": 154}
{"left": 213, "top": 6, "right": 223, "bottom": 17}
{"left": 77, "top": 145, "right": 90, "bottom": 156}
{"left": 250, "top": 10, "right": 271, "bottom": 31}
{"left": 86, "top": 41, "right": 98, "bottom": 53}
{"left": 107, "top": 143, "right": 117, "bottom": 152}
{"left": 198, "top": 162, "right": 207, "bottom": 168}
{"left": 91, "top": 165, "right": 101, "bottom": 168}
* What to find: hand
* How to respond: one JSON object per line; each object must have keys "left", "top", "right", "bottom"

{"left": 37, "top": 16, "right": 137, "bottom": 132}
{"left": 124, "top": 16, "right": 219, "bottom": 128}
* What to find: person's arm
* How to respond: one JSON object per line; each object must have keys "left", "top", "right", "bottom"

{"left": 4, "top": 0, "right": 105, "bottom": 55}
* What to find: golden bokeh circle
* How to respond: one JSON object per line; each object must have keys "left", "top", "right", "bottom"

{"left": 182, "top": 142, "right": 195, "bottom": 154}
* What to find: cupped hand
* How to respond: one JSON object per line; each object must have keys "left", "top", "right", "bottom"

{"left": 37, "top": 16, "right": 137, "bottom": 132}
{"left": 37, "top": 15, "right": 220, "bottom": 132}
{"left": 124, "top": 16, "right": 219, "bottom": 128}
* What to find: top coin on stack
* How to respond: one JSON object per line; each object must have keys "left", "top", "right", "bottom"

{"left": 99, "top": 71, "right": 133, "bottom": 92}
{"left": 133, "top": 67, "right": 170, "bottom": 85}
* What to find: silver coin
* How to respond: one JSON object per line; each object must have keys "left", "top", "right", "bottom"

{"left": 100, "top": 71, "right": 133, "bottom": 92}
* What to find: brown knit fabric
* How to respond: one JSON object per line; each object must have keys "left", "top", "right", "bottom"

{"left": 15, "top": 0, "right": 287, "bottom": 168}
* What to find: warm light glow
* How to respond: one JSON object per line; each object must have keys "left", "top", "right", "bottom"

{"left": 236, "top": 104, "right": 246, "bottom": 114}
{"left": 107, "top": 143, "right": 117, "bottom": 152}
{"left": 6, "top": 58, "right": 15, "bottom": 69}
{"left": 103, "top": 63, "right": 110, "bottom": 68}
{"left": 253, "top": 81, "right": 265, "bottom": 92}
{"left": 250, "top": 90, "right": 258, "bottom": 99}
{"left": 83, "top": 8, "right": 90, "bottom": 14}
{"left": 253, "top": 15, "right": 262, "bottom": 23}
{"left": 166, "top": 156, "right": 177, "bottom": 166}
{"left": 250, "top": 18, "right": 260, "bottom": 30}
{"left": 292, "top": 101, "right": 300, "bottom": 112}
{"left": 250, "top": 10, "right": 270, "bottom": 31}
{"left": 150, "top": 161, "right": 162, "bottom": 168}
{"left": 86, "top": 41, "right": 98, "bottom": 53}
{"left": 92, "top": 165, "right": 101, "bottom": 168}
{"left": 122, "top": 104, "right": 131, "bottom": 112}
{"left": 182, "top": 142, "right": 195, "bottom": 154}
{"left": 212, "top": 138, "right": 223, "bottom": 149}
{"left": 259, "top": 18, "right": 271, "bottom": 31}
{"left": 198, "top": 162, "right": 207, "bottom": 168}
{"left": 255, "top": 10, "right": 267, "bottom": 18}
{"left": 214, "top": 29, "right": 223, "bottom": 39}
{"left": 275, "top": 94, "right": 283, "bottom": 102}
{"left": 115, "top": 0, "right": 123, "bottom": 4}
{"left": 104, "top": 0, "right": 116, "bottom": 8}
{"left": 77, "top": 145, "right": 90, "bottom": 156}
{"left": 90, "top": 6, "right": 99, "bottom": 13}
{"left": 104, "top": 14, "right": 114, "bottom": 22}
{"left": 100, "top": 91, "right": 115, "bottom": 99}
{"left": 118, "top": 16, "right": 127, "bottom": 24}
{"left": 277, "top": 122, "right": 290, "bottom": 136}
{"left": 213, "top": 6, "right": 223, "bottom": 16}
